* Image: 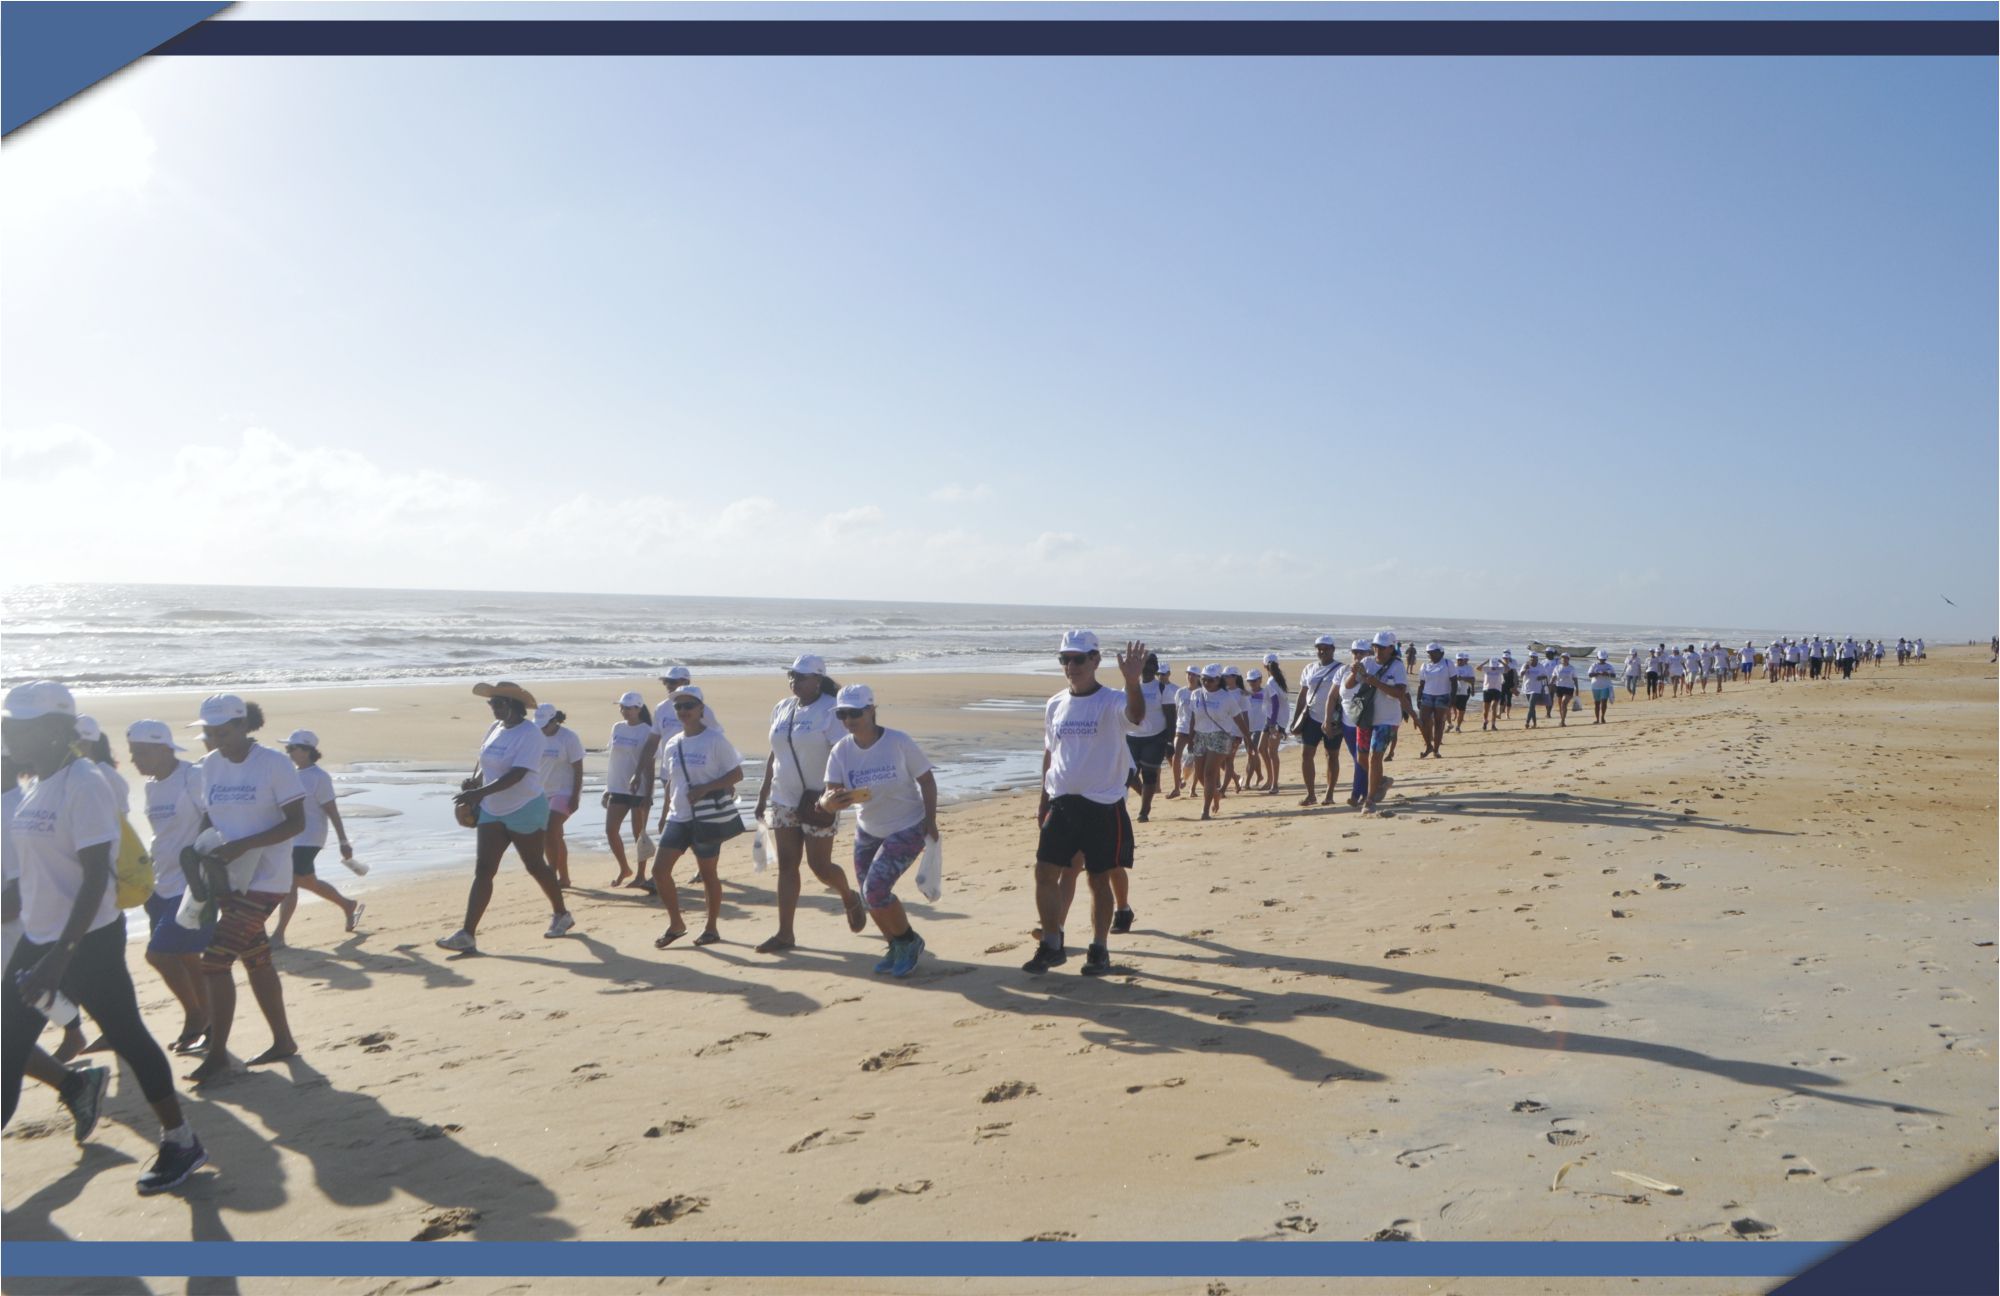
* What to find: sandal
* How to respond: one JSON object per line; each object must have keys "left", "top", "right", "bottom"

{"left": 693, "top": 930, "right": 721, "bottom": 947}
{"left": 754, "top": 934, "right": 796, "bottom": 954}
{"left": 843, "top": 893, "right": 867, "bottom": 934}
{"left": 653, "top": 928, "right": 688, "bottom": 949}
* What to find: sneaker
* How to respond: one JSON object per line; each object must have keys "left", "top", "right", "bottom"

{"left": 874, "top": 938, "right": 902, "bottom": 975}
{"left": 544, "top": 912, "right": 576, "bottom": 939}
{"left": 1080, "top": 943, "right": 1113, "bottom": 977}
{"left": 435, "top": 929, "right": 477, "bottom": 952}
{"left": 136, "top": 1135, "right": 208, "bottom": 1196}
{"left": 890, "top": 933, "right": 926, "bottom": 978}
{"left": 60, "top": 1064, "right": 109, "bottom": 1144}
{"left": 1022, "top": 941, "right": 1068, "bottom": 974}
{"left": 1111, "top": 907, "right": 1135, "bottom": 935}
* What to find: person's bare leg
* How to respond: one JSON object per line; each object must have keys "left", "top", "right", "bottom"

{"left": 188, "top": 969, "right": 236, "bottom": 1083}
{"left": 547, "top": 812, "right": 571, "bottom": 888}
{"left": 605, "top": 804, "right": 632, "bottom": 883}
{"left": 511, "top": 830, "right": 566, "bottom": 915}
{"left": 1109, "top": 866, "right": 1130, "bottom": 911}
{"left": 696, "top": 857, "right": 722, "bottom": 938}
{"left": 1086, "top": 871, "right": 1115, "bottom": 946}
{"left": 651, "top": 849, "right": 687, "bottom": 939}
{"left": 272, "top": 878, "right": 300, "bottom": 943}
{"left": 761, "top": 827, "right": 807, "bottom": 950}
{"left": 868, "top": 898, "right": 911, "bottom": 941}
{"left": 1034, "top": 863, "right": 1070, "bottom": 948}
{"left": 299, "top": 875, "right": 357, "bottom": 924}
{"left": 462, "top": 823, "right": 509, "bottom": 934}
{"left": 24, "top": 1047, "right": 70, "bottom": 1091}
{"left": 1298, "top": 740, "right": 1319, "bottom": 805}
{"left": 147, "top": 949, "right": 208, "bottom": 1048}
{"left": 242, "top": 959, "right": 298, "bottom": 1065}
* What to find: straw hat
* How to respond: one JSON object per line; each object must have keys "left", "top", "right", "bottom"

{"left": 473, "top": 680, "right": 538, "bottom": 709}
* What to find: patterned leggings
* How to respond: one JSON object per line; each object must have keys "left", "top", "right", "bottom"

{"left": 852, "top": 825, "right": 926, "bottom": 911}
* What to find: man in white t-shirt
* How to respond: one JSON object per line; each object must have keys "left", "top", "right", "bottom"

{"left": 1340, "top": 631, "right": 1410, "bottom": 816}
{"left": 1287, "top": 635, "right": 1342, "bottom": 807}
{"left": 1024, "top": 631, "right": 1146, "bottom": 978}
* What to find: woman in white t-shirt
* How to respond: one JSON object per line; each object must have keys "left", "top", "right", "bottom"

{"left": 71, "top": 717, "right": 131, "bottom": 818}
{"left": 603, "top": 692, "right": 658, "bottom": 889}
{"left": 271, "top": 730, "right": 362, "bottom": 946}
{"left": 820, "top": 684, "right": 938, "bottom": 978}
{"left": 2, "top": 682, "right": 205, "bottom": 1192}
{"left": 751, "top": 655, "right": 866, "bottom": 955}
{"left": 436, "top": 682, "right": 573, "bottom": 955}
{"left": 649, "top": 687, "right": 745, "bottom": 949}
{"left": 125, "top": 720, "right": 215, "bottom": 1056}
{"left": 186, "top": 694, "right": 306, "bottom": 1086}
{"left": 535, "top": 704, "right": 585, "bottom": 890}
{"left": 1221, "top": 668, "right": 1251, "bottom": 795}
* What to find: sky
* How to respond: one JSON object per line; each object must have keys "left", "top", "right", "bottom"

{"left": 3, "top": 8, "right": 1995, "bottom": 638}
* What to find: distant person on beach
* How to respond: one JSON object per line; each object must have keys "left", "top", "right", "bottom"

{"left": 1666, "top": 648, "right": 1686, "bottom": 697}
{"left": 2, "top": 683, "right": 205, "bottom": 1193}
{"left": 125, "top": 721, "right": 214, "bottom": 1054}
{"left": 1153, "top": 660, "right": 1180, "bottom": 805}
{"left": 187, "top": 694, "right": 305, "bottom": 1084}
{"left": 1242, "top": 669, "right": 1273, "bottom": 789}
{"left": 1288, "top": 636, "right": 1342, "bottom": 807}
{"left": 657, "top": 665, "right": 723, "bottom": 733}
{"left": 1518, "top": 653, "right": 1548, "bottom": 729}
{"left": 1550, "top": 653, "right": 1578, "bottom": 726}
{"left": 1, "top": 742, "right": 103, "bottom": 1137}
{"left": 752, "top": 655, "right": 866, "bottom": 954}
{"left": 1167, "top": 664, "right": 1200, "bottom": 801}
{"left": 1450, "top": 653, "right": 1474, "bottom": 733}
{"left": 436, "top": 682, "right": 573, "bottom": 955}
{"left": 821, "top": 684, "right": 938, "bottom": 977}
{"left": 650, "top": 686, "right": 745, "bottom": 949}
{"left": 1182, "top": 664, "right": 1256, "bottom": 822}
{"left": 535, "top": 704, "right": 584, "bottom": 889}
{"left": 1587, "top": 651, "right": 1617, "bottom": 724}
{"left": 1220, "top": 668, "right": 1250, "bottom": 795}
{"left": 1479, "top": 654, "right": 1508, "bottom": 731}
{"left": 1414, "top": 642, "right": 1453, "bottom": 758}
{"left": 1500, "top": 652, "right": 1518, "bottom": 717}
{"left": 271, "top": 731, "right": 363, "bottom": 946}
{"left": 1124, "top": 653, "right": 1172, "bottom": 821}
{"left": 1340, "top": 631, "right": 1408, "bottom": 815}
{"left": 1625, "top": 649, "right": 1642, "bottom": 700}
{"left": 1258, "top": 654, "right": 1288, "bottom": 793}
{"left": 603, "top": 692, "right": 656, "bottom": 888}
{"left": 1023, "top": 632, "right": 1147, "bottom": 976}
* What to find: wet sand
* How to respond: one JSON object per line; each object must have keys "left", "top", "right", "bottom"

{"left": 3, "top": 650, "right": 1993, "bottom": 1296}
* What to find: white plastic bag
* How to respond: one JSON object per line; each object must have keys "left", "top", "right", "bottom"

{"left": 751, "top": 822, "right": 771, "bottom": 873}
{"left": 913, "top": 835, "right": 943, "bottom": 902}
{"left": 635, "top": 829, "right": 656, "bottom": 866}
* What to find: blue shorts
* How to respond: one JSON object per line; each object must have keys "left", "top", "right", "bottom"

{"left": 1366, "top": 724, "right": 1398, "bottom": 752}
{"left": 478, "top": 795, "right": 550, "bottom": 834}
{"left": 1418, "top": 693, "right": 1452, "bottom": 710}
{"left": 146, "top": 890, "right": 215, "bottom": 957}
{"left": 1592, "top": 685, "right": 1614, "bottom": 702}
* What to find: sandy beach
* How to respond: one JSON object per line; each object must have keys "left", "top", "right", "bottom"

{"left": 3, "top": 650, "right": 1993, "bottom": 1295}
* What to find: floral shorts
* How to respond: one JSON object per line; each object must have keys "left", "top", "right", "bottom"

{"left": 767, "top": 801, "right": 837, "bottom": 840}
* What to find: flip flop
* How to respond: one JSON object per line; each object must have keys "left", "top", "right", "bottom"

{"left": 843, "top": 894, "right": 867, "bottom": 934}
{"left": 693, "top": 930, "right": 721, "bottom": 947}
{"left": 346, "top": 902, "right": 366, "bottom": 933}
{"left": 654, "top": 928, "right": 688, "bottom": 949}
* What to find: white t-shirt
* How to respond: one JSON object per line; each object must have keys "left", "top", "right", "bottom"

{"left": 1243, "top": 688, "right": 1271, "bottom": 731}
{"left": 1588, "top": 662, "right": 1617, "bottom": 689}
{"left": 825, "top": 727, "right": 932, "bottom": 838}
{"left": 1417, "top": 658, "right": 1455, "bottom": 697}
{"left": 1551, "top": 664, "right": 1578, "bottom": 688}
{"left": 539, "top": 726, "right": 586, "bottom": 803}
{"left": 1482, "top": 659, "right": 1508, "bottom": 690}
{"left": 1182, "top": 685, "right": 1243, "bottom": 735}
{"left": 659, "top": 727, "right": 743, "bottom": 825}
{"left": 1264, "top": 685, "right": 1290, "bottom": 728}
{"left": 294, "top": 763, "right": 337, "bottom": 849}
{"left": 768, "top": 694, "right": 843, "bottom": 803}
{"left": 1452, "top": 665, "right": 1476, "bottom": 694}
{"left": 1626, "top": 654, "right": 1643, "bottom": 677}
{"left": 477, "top": 720, "right": 546, "bottom": 816}
{"left": 10, "top": 760, "right": 124, "bottom": 945}
{"left": 606, "top": 720, "right": 653, "bottom": 797}
{"left": 201, "top": 743, "right": 307, "bottom": 894}
{"left": 1520, "top": 663, "right": 1550, "bottom": 695}
{"left": 95, "top": 761, "right": 130, "bottom": 818}
{"left": 1347, "top": 657, "right": 1409, "bottom": 725}
{"left": 1132, "top": 681, "right": 1169, "bottom": 739}
{"left": 1665, "top": 654, "right": 1686, "bottom": 676}
{"left": 1, "top": 784, "right": 21, "bottom": 891}
{"left": 1044, "top": 684, "right": 1139, "bottom": 805}
{"left": 143, "top": 762, "right": 207, "bottom": 898}
{"left": 1300, "top": 659, "right": 1341, "bottom": 723}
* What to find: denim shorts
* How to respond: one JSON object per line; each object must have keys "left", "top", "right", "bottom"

{"left": 478, "top": 795, "right": 550, "bottom": 834}
{"left": 1418, "top": 693, "right": 1452, "bottom": 710}
{"left": 1365, "top": 723, "right": 1398, "bottom": 752}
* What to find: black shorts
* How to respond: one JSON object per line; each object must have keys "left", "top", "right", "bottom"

{"left": 1554, "top": 686, "right": 1575, "bottom": 698}
{"left": 606, "top": 792, "right": 650, "bottom": 808}
{"left": 1482, "top": 688, "right": 1502, "bottom": 703}
{"left": 292, "top": 845, "right": 321, "bottom": 877}
{"left": 1297, "top": 715, "right": 1330, "bottom": 748}
{"left": 1644, "top": 671, "right": 1659, "bottom": 684}
{"left": 1126, "top": 732, "right": 1169, "bottom": 773}
{"left": 1450, "top": 691, "right": 1469, "bottom": 711}
{"left": 1037, "top": 795, "right": 1134, "bottom": 875}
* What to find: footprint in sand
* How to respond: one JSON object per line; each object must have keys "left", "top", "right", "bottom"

{"left": 1394, "top": 1143, "right": 1460, "bottom": 1169}
{"left": 976, "top": 1122, "right": 1011, "bottom": 1141}
{"left": 852, "top": 1181, "right": 932, "bottom": 1204}
{"left": 1511, "top": 1100, "right": 1548, "bottom": 1114}
{"left": 627, "top": 1196, "right": 707, "bottom": 1226}
{"left": 1274, "top": 1215, "right": 1319, "bottom": 1234}
{"left": 982, "top": 1081, "right": 1039, "bottom": 1104}
{"left": 861, "top": 1044, "right": 922, "bottom": 1072}
{"left": 786, "top": 1128, "right": 861, "bottom": 1153}
{"left": 410, "top": 1122, "right": 463, "bottom": 1141}
{"left": 695, "top": 1031, "right": 771, "bottom": 1057}
{"left": 1126, "top": 1077, "right": 1187, "bottom": 1094}
{"left": 1195, "top": 1137, "right": 1259, "bottom": 1161}
{"left": 412, "top": 1207, "right": 479, "bottom": 1241}
{"left": 347, "top": 1031, "right": 397, "bottom": 1054}
{"left": 1824, "top": 1167, "right": 1885, "bottom": 1195}
{"left": 1023, "top": 1231, "right": 1075, "bottom": 1242}
{"left": 644, "top": 1118, "right": 698, "bottom": 1138}
{"left": 1781, "top": 1154, "right": 1818, "bottom": 1180}
{"left": 1369, "top": 1220, "right": 1420, "bottom": 1241}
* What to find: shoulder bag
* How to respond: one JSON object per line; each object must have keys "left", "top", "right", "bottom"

{"left": 675, "top": 738, "right": 747, "bottom": 843}
{"left": 784, "top": 703, "right": 836, "bottom": 830}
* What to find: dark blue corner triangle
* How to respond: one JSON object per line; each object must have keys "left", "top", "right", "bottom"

{"left": 2, "top": 1, "right": 231, "bottom": 136}
{"left": 1768, "top": 1160, "right": 1997, "bottom": 1296}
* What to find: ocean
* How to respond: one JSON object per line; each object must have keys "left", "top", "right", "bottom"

{"left": 0, "top": 583, "right": 1777, "bottom": 693}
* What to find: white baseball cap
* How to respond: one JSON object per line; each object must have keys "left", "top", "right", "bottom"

{"left": 789, "top": 654, "right": 826, "bottom": 676}
{"left": 618, "top": 690, "right": 645, "bottom": 708}
{"left": 1201, "top": 664, "right": 1224, "bottom": 679}
{"left": 190, "top": 694, "right": 247, "bottom": 728}
{"left": 1457, "top": 652, "right": 1471, "bottom": 661}
{"left": 534, "top": 703, "right": 558, "bottom": 726}
{"left": 284, "top": 729, "right": 320, "bottom": 749}
{"left": 1350, "top": 639, "right": 1369, "bottom": 652}
{"left": 1596, "top": 650, "right": 1610, "bottom": 660}
{"left": 661, "top": 665, "right": 692, "bottom": 682}
{"left": 1059, "top": 629, "right": 1100, "bottom": 655}
{"left": 1372, "top": 630, "right": 1398, "bottom": 648}
{"left": 670, "top": 686, "right": 706, "bottom": 705}
{"left": 1502, "top": 650, "right": 1515, "bottom": 659}
{"left": 1313, "top": 634, "right": 1337, "bottom": 648}
{"left": 1155, "top": 660, "right": 1170, "bottom": 674}
{"left": 835, "top": 683, "right": 874, "bottom": 709}
{"left": 74, "top": 715, "right": 103, "bottom": 743}
{"left": 1247, "top": 668, "right": 1263, "bottom": 681}
{"left": 3, "top": 681, "right": 76, "bottom": 721}
{"left": 1263, "top": 652, "right": 1280, "bottom": 665}
{"left": 1425, "top": 642, "right": 1443, "bottom": 654}
{"left": 125, "top": 719, "right": 184, "bottom": 751}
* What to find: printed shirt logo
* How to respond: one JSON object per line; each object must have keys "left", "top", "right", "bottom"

{"left": 209, "top": 783, "right": 261, "bottom": 804}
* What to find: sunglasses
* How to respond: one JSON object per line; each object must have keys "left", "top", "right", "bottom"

{"left": 672, "top": 701, "right": 702, "bottom": 712}
{"left": 834, "top": 708, "right": 866, "bottom": 720}
{"left": 1057, "top": 654, "right": 1090, "bottom": 666}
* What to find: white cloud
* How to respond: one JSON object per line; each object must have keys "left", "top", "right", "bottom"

{"left": 3, "top": 99, "right": 157, "bottom": 218}
{"left": 928, "top": 483, "right": 993, "bottom": 503}
{"left": 1032, "top": 531, "right": 1082, "bottom": 561}
{"left": 0, "top": 424, "right": 114, "bottom": 479}
{"left": 821, "top": 505, "right": 885, "bottom": 539}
